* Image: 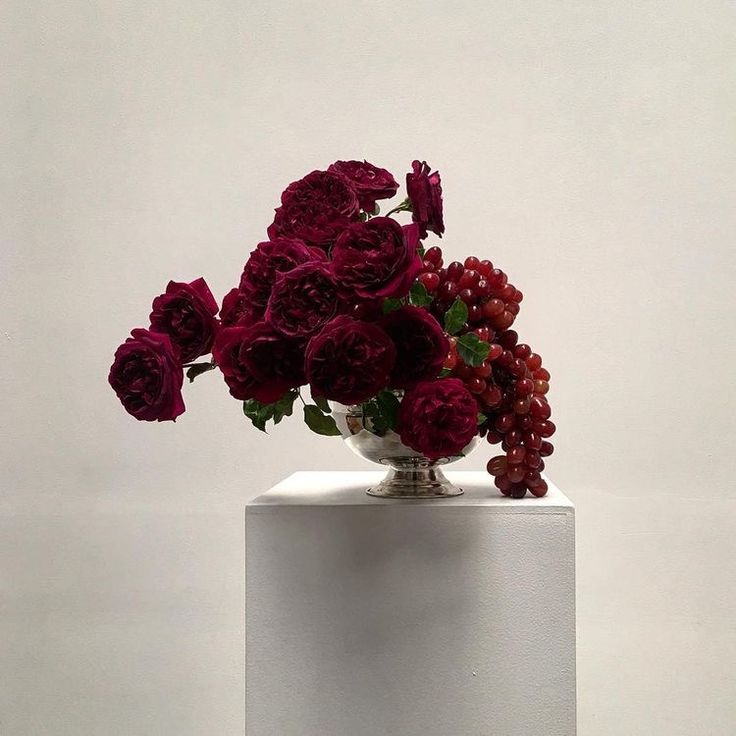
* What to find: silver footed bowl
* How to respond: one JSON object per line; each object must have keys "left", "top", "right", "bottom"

{"left": 330, "top": 398, "right": 480, "bottom": 499}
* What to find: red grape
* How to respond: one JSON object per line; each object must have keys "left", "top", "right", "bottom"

{"left": 419, "top": 272, "right": 440, "bottom": 291}
{"left": 425, "top": 245, "right": 443, "bottom": 265}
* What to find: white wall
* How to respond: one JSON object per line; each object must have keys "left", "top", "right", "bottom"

{"left": 2, "top": 0, "right": 735, "bottom": 733}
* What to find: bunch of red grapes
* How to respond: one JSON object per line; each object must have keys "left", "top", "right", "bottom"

{"left": 418, "top": 246, "right": 555, "bottom": 498}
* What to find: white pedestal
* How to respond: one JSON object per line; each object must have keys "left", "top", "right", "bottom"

{"left": 246, "top": 471, "right": 576, "bottom": 736}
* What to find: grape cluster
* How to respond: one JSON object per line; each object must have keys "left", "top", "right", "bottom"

{"left": 418, "top": 246, "right": 555, "bottom": 498}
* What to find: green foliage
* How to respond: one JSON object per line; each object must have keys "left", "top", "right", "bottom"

{"left": 313, "top": 395, "right": 332, "bottom": 413}
{"left": 443, "top": 298, "right": 468, "bottom": 335}
{"left": 456, "top": 333, "right": 491, "bottom": 367}
{"left": 303, "top": 404, "right": 341, "bottom": 436}
{"left": 382, "top": 297, "right": 403, "bottom": 314}
{"left": 408, "top": 281, "right": 433, "bottom": 307}
{"left": 185, "top": 361, "right": 216, "bottom": 383}
{"left": 363, "top": 390, "right": 401, "bottom": 434}
{"left": 242, "top": 390, "right": 298, "bottom": 432}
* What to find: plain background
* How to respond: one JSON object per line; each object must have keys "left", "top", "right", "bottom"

{"left": 2, "top": 0, "right": 735, "bottom": 734}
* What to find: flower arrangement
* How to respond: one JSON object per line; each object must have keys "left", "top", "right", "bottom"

{"left": 109, "top": 160, "right": 555, "bottom": 498}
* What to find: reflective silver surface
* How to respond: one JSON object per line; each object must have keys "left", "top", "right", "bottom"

{"left": 330, "top": 398, "right": 480, "bottom": 499}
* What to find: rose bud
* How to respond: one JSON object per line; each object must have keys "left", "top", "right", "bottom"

{"left": 380, "top": 305, "right": 449, "bottom": 388}
{"left": 212, "top": 323, "right": 306, "bottom": 404}
{"left": 327, "top": 160, "right": 399, "bottom": 213}
{"left": 265, "top": 262, "right": 339, "bottom": 338}
{"left": 406, "top": 160, "right": 445, "bottom": 238}
{"left": 267, "top": 170, "right": 359, "bottom": 249}
{"left": 149, "top": 277, "right": 219, "bottom": 363}
{"left": 330, "top": 218, "right": 423, "bottom": 300}
{"left": 108, "top": 328, "right": 185, "bottom": 422}
{"left": 239, "top": 238, "right": 326, "bottom": 311}
{"left": 397, "top": 378, "right": 478, "bottom": 459}
{"left": 305, "top": 315, "right": 396, "bottom": 405}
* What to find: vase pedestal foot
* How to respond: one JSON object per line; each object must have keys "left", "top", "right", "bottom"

{"left": 366, "top": 465, "right": 463, "bottom": 499}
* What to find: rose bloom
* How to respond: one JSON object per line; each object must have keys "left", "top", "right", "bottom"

{"left": 327, "top": 160, "right": 399, "bottom": 212}
{"left": 305, "top": 315, "right": 396, "bottom": 405}
{"left": 149, "top": 277, "right": 219, "bottom": 363}
{"left": 265, "top": 262, "right": 339, "bottom": 338}
{"left": 108, "top": 328, "right": 185, "bottom": 422}
{"left": 406, "top": 160, "right": 445, "bottom": 238}
{"left": 381, "top": 305, "right": 449, "bottom": 388}
{"left": 267, "top": 170, "right": 359, "bottom": 248}
{"left": 213, "top": 323, "right": 305, "bottom": 404}
{"left": 397, "top": 378, "right": 478, "bottom": 459}
{"left": 219, "top": 288, "right": 262, "bottom": 327}
{"left": 330, "top": 218, "right": 423, "bottom": 300}
{"left": 239, "top": 238, "right": 326, "bottom": 310}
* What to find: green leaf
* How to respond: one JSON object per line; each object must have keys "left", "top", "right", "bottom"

{"left": 376, "top": 390, "right": 401, "bottom": 429}
{"left": 382, "top": 297, "right": 403, "bottom": 314}
{"left": 362, "top": 390, "right": 401, "bottom": 434}
{"left": 272, "top": 390, "right": 298, "bottom": 425}
{"left": 242, "top": 389, "right": 298, "bottom": 432}
{"left": 443, "top": 298, "right": 468, "bottom": 335}
{"left": 303, "top": 405, "right": 341, "bottom": 436}
{"left": 313, "top": 395, "right": 332, "bottom": 414}
{"left": 409, "top": 281, "right": 433, "bottom": 307}
{"left": 185, "top": 361, "right": 216, "bottom": 383}
{"left": 438, "top": 367, "right": 452, "bottom": 378}
{"left": 417, "top": 243, "right": 426, "bottom": 258}
{"left": 372, "top": 203, "right": 381, "bottom": 216}
{"left": 456, "top": 333, "right": 491, "bottom": 367}
{"left": 477, "top": 412, "right": 486, "bottom": 425}
{"left": 361, "top": 399, "right": 384, "bottom": 433}
{"left": 243, "top": 399, "right": 271, "bottom": 432}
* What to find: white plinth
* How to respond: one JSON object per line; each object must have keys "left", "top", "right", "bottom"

{"left": 246, "top": 471, "right": 576, "bottom": 736}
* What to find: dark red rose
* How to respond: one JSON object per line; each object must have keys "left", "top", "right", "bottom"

{"left": 327, "top": 160, "right": 399, "bottom": 212}
{"left": 149, "top": 278, "right": 219, "bottom": 363}
{"left": 330, "top": 218, "right": 422, "bottom": 300}
{"left": 305, "top": 315, "right": 396, "bottom": 404}
{"left": 380, "top": 305, "right": 449, "bottom": 388}
{"left": 108, "top": 328, "right": 185, "bottom": 422}
{"left": 265, "top": 262, "right": 339, "bottom": 338}
{"left": 219, "top": 288, "right": 261, "bottom": 327}
{"left": 267, "top": 170, "right": 359, "bottom": 248}
{"left": 406, "top": 160, "right": 444, "bottom": 238}
{"left": 212, "top": 323, "right": 305, "bottom": 404}
{"left": 397, "top": 378, "right": 478, "bottom": 459}
{"left": 239, "top": 238, "right": 326, "bottom": 310}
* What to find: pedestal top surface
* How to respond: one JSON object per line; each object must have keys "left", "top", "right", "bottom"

{"left": 248, "top": 471, "right": 573, "bottom": 511}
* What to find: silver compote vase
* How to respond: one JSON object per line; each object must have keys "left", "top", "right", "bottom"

{"left": 330, "top": 395, "right": 480, "bottom": 499}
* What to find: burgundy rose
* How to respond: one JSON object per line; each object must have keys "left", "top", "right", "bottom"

{"left": 212, "top": 323, "right": 305, "bottom": 404}
{"left": 265, "top": 262, "right": 339, "bottom": 338}
{"left": 330, "top": 218, "right": 422, "bottom": 300}
{"left": 327, "top": 160, "right": 399, "bottom": 212}
{"left": 267, "top": 170, "right": 360, "bottom": 248}
{"left": 305, "top": 315, "right": 396, "bottom": 404}
{"left": 406, "top": 160, "right": 444, "bottom": 238}
{"left": 219, "top": 288, "right": 261, "bottom": 327}
{"left": 149, "top": 278, "right": 219, "bottom": 363}
{"left": 108, "top": 328, "right": 185, "bottom": 422}
{"left": 239, "top": 238, "right": 326, "bottom": 310}
{"left": 381, "top": 306, "right": 449, "bottom": 388}
{"left": 397, "top": 378, "right": 478, "bottom": 459}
